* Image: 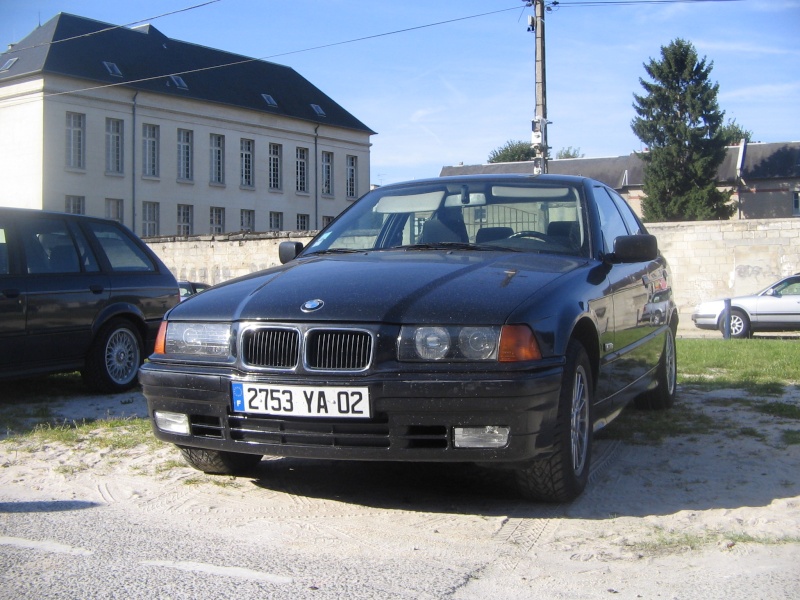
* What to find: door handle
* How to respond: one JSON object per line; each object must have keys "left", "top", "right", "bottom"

{"left": 89, "top": 285, "right": 105, "bottom": 294}
{"left": 2, "top": 288, "right": 20, "bottom": 299}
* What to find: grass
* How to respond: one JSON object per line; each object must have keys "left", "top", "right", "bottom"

{"left": 5, "top": 417, "right": 158, "bottom": 453}
{"left": 677, "top": 338, "right": 800, "bottom": 395}
{"left": 634, "top": 526, "right": 800, "bottom": 555}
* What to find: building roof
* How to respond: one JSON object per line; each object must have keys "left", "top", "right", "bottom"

{"left": 440, "top": 142, "right": 800, "bottom": 187}
{"left": 0, "top": 13, "right": 375, "bottom": 134}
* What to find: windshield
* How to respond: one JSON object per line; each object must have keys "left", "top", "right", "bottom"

{"left": 304, "top": 179, "right": 589, "bottom": 258}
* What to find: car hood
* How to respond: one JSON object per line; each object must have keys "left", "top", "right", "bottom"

{"left": 170, "top": 251, "right": 586, "bottom": 324}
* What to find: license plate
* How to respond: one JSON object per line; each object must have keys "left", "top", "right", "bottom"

{"left": 231, "top": 382, "right": 371, "bottom": 419}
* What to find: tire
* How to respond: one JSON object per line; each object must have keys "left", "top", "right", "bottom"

{"left": 728, "top": 308, "right": 751, "bottom": 338}
{"left": 635, "top": 326, "right": 677, "bottom": 410}
{"left": 83, "top": 318, "right": 143, "bottom": 393}
{"left": 178, "top": 446, "right": 263, "bottom": 475}
{"left": 515, "top": 340, "right": 593, "bottom": 503}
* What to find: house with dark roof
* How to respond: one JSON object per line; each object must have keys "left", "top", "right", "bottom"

{"left": 0, "top": 13, "right": 374, "bottom": 235}
{"left": 441, "top": 142, "right": 800, "bottom": 220}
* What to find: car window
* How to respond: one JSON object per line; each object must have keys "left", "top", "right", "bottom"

{"left": 306, "top": 181, "right": 588, "bottom": 257}
{"left": 592, "top": 187, "right": 630, "bottom": 255}
{"left": 606, "top": 188, "right": 645, "bottom": 235}
{"left": 87, "top": 221, "right": 155, "bottom": 272}
{"left": 20, "top": 218, "right": 81, "bottom": 274}
{"left": 775, "top": 277, "right": 800, "bottom": 296}
{"left": 0, "top": 226, "right": 8, "bottom": 275}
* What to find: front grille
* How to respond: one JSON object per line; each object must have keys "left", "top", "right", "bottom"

{"left": 242, "top": 328, "right": 300, "bottom": 368}
{"left": 307, "top": 330, "right": 372, "bottom": 371}
{"left": 240, "top": 325, "right": 373, "bottom": 372}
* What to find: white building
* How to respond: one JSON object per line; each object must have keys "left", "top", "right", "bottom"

{"left": 0, "top": 13, "right": 374, "bottom": 236}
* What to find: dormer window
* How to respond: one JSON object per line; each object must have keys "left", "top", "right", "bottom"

{"left": 310, "top": 104, "right": 326, "bottom": 117}
{"left": 103, "top": 61, "right": 122, "bottom": 77}
{"left": 0, "top": 57, "right": 18, "bottom": 72}
{"left": 169, "top": 75, "right": 188, "bottom": 90}
{"left": 261, "top": 94, "right": 278, "bottom": 107}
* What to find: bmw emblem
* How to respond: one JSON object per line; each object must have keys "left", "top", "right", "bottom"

{"left": 301, "top": 299, "right": 324, "bottom": 312}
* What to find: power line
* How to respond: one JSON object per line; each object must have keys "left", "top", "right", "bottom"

{"left": 5, "top": 1, "right": 222, "bottom": 55}
{"left": 546, "top": 0, "right": 742, "bottom": 7}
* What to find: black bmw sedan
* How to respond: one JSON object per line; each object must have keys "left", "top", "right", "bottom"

{"left": 140, "top": 174, "right": 678, "bottom": 502}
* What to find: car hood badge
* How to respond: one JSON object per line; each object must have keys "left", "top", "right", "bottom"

{"left": 301, "top": 299, "right": 324, "bottom": 312}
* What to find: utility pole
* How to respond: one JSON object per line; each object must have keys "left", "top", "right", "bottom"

{"left": 527, "top": 0, "right": 549, "bottom": 173}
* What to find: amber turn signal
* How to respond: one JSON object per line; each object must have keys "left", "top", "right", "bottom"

{"left": 498, "top": 325, "right": 542, "bottom": 362}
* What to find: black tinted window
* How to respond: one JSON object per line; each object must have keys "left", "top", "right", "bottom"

{"left": 20, "top": 218, "right": 81, "bottom": 274}
{"left": 88, "top": 222, "right": 155, "bottom": 272}
{"left": 606, "top": 188, "right": 644, "bottom": 235}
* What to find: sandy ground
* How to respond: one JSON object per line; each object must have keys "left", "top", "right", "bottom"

{"left": 0, "top": 377, "right": 799, "bottom": 598}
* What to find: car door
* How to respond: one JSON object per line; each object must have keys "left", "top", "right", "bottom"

{"left": 754, "top": 276, "right": 800, "bottom": 328}
{"left": 593, "top": 186, "right": 665, "bottom": 403}
{"left": 0, "top": 219, "right": 27, "bottom": 372}
{"left": 19, "top": 216, "right": 109, "bottom": 368}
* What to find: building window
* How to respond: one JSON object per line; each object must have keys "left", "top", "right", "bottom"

{"left": 66, "top": 112, "right": 85, "bottom": 169}
{"left": 169, "top": 75, "right": 188, "bottom": 90}
{"left": 269, "top": 211, "right": 283, "bottom": 231}
{"left": 210, "top": 207, "right": 225, "bottom": 234}
{"left": 65, "top": 195, "right": 85, "bottom": 215}
{"left": 297, "top": 214, "right": 309, "bottom": 231}
{"left": 794, "top": 191, "right": 800, "bottom": 216}
{"left": 322, "top": 215, "right": 334, "bottom": 227}
{"left": 177, "top": 204, "right": 193, "bottom": 236}
{"left": 296, "top": 147, "right": 308, "bottom": 193}
{"left": 311, "top": 104, "right": 326, "bottom": 117}
{"left": 103, "top": 61, "right": 122, "bottom": 77}
{"left": 261, "top": 94, "right": 278, "bottom": 107}
{"left": 240, "top": 139, "right": 254, "bottom": 187}
{"left": 0, "top": 57, "right": 18, "bottom": 72}
{"left": 105, "top": 118, "right": 124, "bottom": 174}
{"left": 240, "top": 209, "right": 255, "bottom": 232}
{"left": 346, "top": 155, "right": 358, "bottom": 198}
{"left": 177, "top": 129, "right": 193, "bottom": 181}
{"left": 142, "top": 201, "right": 160, "bottom": 237}
{"left": 105, "top": 198, "right": 124, "bottom": 223}
{"left": 321, "top": 151, "right": 333, "bottom": 195}
{"left": 142, "top": 124, "right": 160, "bottom": 177}
{"left": 269, "top": 143, "right": 282, "bottom": 190}
{"left": 210, "top": 134, "right": 225, "bottom": 184}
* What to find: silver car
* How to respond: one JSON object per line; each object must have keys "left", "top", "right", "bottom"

{"left": 692, "top": 273, "right": 800, "bottom": 337}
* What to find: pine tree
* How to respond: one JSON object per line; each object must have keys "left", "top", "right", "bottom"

{"left": 631, "top": 39, "right": 734, "bottom": 221}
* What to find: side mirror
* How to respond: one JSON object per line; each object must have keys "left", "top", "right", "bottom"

{"left": 609, "top": 234, "right": 658, "bottom": 263}
{"left": 765, "top": 288, "right": 775, "bottom": 297}
{"left": 279, "top": 241, "right": 304, "bottom": 264}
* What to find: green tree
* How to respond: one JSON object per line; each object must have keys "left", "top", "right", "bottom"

{"left": 488, "top": 140, "right": 534, "bottom": 163}
{"left": 718, "top": 118, "right": 753, "bottom": 146}
{"left": 556, "top": 146, "right": 584, "bottom": 159}
{"left": 631, "top": 38, "right": 734, "bottom": 221}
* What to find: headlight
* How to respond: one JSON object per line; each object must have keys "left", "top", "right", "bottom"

{"left": 165, "top": 322, "right": 233, "bottom": 357}
{"left": 399, "top": 325, "right": 501, "bottom": 361}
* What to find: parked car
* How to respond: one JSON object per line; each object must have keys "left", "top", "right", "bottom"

{"left": 0, "top": 208, "right": 179, "bottom": 391}
{"left": 140, "top": 174, "right": 678, "bottom": 502}
{"left": 691, "top": 273, "right": 800, "bottom": 338}
{"left": 179, "top": 281, "right": 211, "bottom": 301}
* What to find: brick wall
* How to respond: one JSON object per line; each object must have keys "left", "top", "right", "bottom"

{"left": 147, "top": 218, "right": 800, "bottom": 322}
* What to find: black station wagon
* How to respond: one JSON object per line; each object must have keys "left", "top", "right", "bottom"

{"left": 0, "top": 208, "right": 179, "bottom": 392}
{"left": 140, "top": 174, "right": 678, "bottom": 502}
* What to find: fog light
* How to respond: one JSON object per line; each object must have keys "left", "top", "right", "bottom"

{"left": 154, "top": 411, "right": 190, "bottom": 435}
{"left": 453, "top": 426, "right": 510, "bottom": 448}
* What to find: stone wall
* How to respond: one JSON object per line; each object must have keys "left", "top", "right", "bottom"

{"left": 146, "top": 218, "right": 800, "bottom": 321}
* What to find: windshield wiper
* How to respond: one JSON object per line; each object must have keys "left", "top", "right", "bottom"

{"left": 400, "top": 242, "right": 516, "bottom": 252}
{"left": 303, "top": 248, "right": 364, "bottom": 256}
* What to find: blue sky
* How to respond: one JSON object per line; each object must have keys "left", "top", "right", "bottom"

{"left": 2, "top": 0, "right": 799, "bottom": 185}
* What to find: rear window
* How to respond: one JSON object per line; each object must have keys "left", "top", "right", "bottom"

{"left": 88, "top": 222, "right": 155, "bottom": 272}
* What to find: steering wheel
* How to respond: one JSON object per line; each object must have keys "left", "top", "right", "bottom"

{"left": 508, "top": 230, "right": 550, "bottom": 242}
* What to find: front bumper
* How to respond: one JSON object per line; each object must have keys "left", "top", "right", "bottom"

{"left": 139, "top": 362, "right": 564, "bottom": 463}
{"left": 692, "top": 312, "right": 721, "bottom": 330}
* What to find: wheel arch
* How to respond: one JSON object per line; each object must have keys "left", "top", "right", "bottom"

{"left": 570, "top": 317, "right": 600, "bottom": 393}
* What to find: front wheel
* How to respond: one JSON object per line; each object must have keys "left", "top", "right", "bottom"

{"left": 515, "top": 340, "right": 593, "bottom": 502}
{"left": 178, "top": 446, "right": 263, "bottom": 475}
{"left": 83, "top": 318, "right": 143, "bottom": 393}
{"left": 728, "top": 309, "right": 751, "bottom": 338}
